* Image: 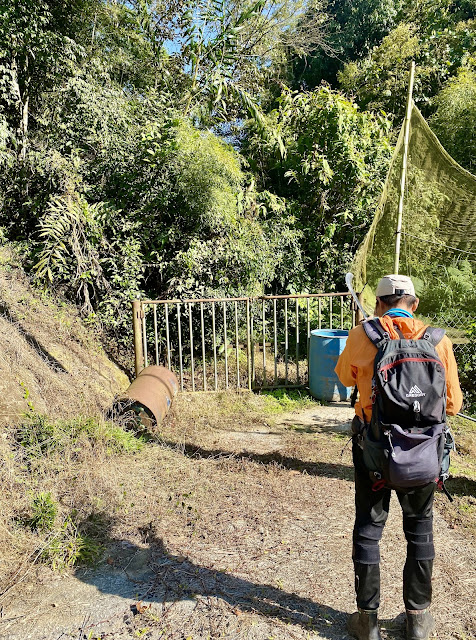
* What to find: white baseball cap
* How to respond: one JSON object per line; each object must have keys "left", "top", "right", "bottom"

{"left": 375, "top": 274, "right": 415, "bottom": 297}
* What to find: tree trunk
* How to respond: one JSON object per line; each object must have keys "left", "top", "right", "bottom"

{"left": 10, "top": 55, "right": 29, "bottom": 160}
{"left": 20, "top": 93, "right": 29, "bottom": 161}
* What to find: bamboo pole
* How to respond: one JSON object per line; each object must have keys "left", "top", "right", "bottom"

{"left": 394, "top": 61, "right": 416, "bottom": 275}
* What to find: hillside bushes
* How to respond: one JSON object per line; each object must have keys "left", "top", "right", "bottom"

{"left": 244, "top": 88, "right": 392, "bottom": 289}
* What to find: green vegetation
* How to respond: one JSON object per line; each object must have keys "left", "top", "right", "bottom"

{"left": 454, "top": 323, "right": 476, "bottom": 415}
{"left": 260, "top": 388, "right": 317, "bottom": 412}
{"left": 0, "top": 1, "right": 473, "bottom": 364}
{"left": 27, "top": 492, "right": 102, "bottom": 569}
{"left": 39, "top": 515, "right": 103, "bottom": 571}
{"left": 0, "top": 2, "right": 473, "bottom": 389}
{"left": 29, "top": 492, "right": 58, "bottom": 533}
{"left": 244, "top": 87, "right": 392, "bottom": 288}
{"left": 334, "top": 2, "right": 474, "bottom": 112}
{"left": 15, "top": 412, "right": 145, "bottom": 458}
{"left": 430, "top": 64, "right": 476, "bottom": 173}
{"left": 0, "top": 8, "right": 474, "bottom": 630}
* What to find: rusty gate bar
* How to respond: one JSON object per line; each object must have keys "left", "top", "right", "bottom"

{"left": 223, "top": 302, "right": 229, "bottom": 390}
{"left": 142, "top": 305, "right": 148, "bottom": 368}
{"left": 212, "top": 301, "right": 218, "bottom": 391}
{"left": 246, "top": 298, "right": 251, "bottom": 390}
{"left": 177, "top": 303, "right": 183, "bottom": 391}
{"left": 153, "top": 305, "right": 159, "bottom": 366}
{"left": 234, "top": 301, "right": 240, "bottom": 389}
{"left": 250, "top": 305, "right": 255, "bottom": 386}
{"left": 273, "top": 299, "right": 278, "bottom": 385}
{"left": 284, "top": 298, "right": 288, "bottom": 385}
{"left": 306, "top": 298, "right": 310, "bottom": 385}
{"left": 295, "top": 298, "right": 299, "bottom": 384}
{"left": 134, "top": 292, "right": 353, "bottom": 391}
{"left": 189, "top": 302, "right": 195, "bottom": 392}
{"left": 262, "top": 300, "right": 266, "bottom": 386}
{"left": 200, "top": 301, "right": 206, "bottom": 391}
{"left": 165, "top": 303, "right": 171, "bottom": 370}
{"left": 132, "top": 300, "right": 144, "bottom": 376}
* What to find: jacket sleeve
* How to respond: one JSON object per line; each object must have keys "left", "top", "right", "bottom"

{"left": 335, "top": 329, "right": 358, "bottom": 387}
{"left": 439, "top": 337, "right": 463, "bottom": 416}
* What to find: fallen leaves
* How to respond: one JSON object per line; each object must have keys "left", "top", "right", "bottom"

{"left": 131, "top": 601, "right": 151, "bottom": 615}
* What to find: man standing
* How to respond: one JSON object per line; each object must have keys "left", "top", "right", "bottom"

{"left": 335, "top": 275, "right": 463, "bottom": 640}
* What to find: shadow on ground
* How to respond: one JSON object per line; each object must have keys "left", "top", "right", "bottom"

{"left": 278, "top": 401, "right": 353, "bottom": 437}
{"left": 77, "top": 533, "right": 405, "bottom": 640}
{"left": 446, "top": 474, "right": 476, "bottom": 497}
{"left": 157, "top": 438, "right": 354, "bottom": 481}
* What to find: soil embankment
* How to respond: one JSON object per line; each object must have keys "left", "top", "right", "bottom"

{"left": 0, "top": 247, "right": 129, "bottom": 423}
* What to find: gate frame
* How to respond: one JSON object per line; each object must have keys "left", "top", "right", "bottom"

{"left": 132, "top": 292, "right": 357, "bottom": 390}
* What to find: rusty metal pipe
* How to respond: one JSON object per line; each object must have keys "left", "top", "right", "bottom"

{"left": 117, "top": 366, "right": 178, "bottom": 430}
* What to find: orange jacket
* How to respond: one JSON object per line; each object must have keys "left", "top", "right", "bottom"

{"left": 335, "top": 315, "right": 463, "bottom": 422}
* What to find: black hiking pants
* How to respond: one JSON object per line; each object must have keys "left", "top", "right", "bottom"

{"left": 352, "top": 442, "right": 435, "bottom": 611}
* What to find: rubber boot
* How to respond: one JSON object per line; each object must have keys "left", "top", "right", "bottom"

{"left": 347, "top": 608, "right": 382, "bottom": 640}
{"left": 406, "top": 609, "right": 435, "bottom": 640}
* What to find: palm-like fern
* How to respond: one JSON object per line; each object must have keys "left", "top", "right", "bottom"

{"left": 34, "top": 194, "right": 111, "bottom": 314}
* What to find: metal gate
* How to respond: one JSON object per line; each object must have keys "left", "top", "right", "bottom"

{"left": 132, "top": 292, "right": 355, "bottom": 392}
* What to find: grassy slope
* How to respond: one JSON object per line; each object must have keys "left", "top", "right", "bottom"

{"left": 0, "top": 246, "right": 129, "bottom": 423}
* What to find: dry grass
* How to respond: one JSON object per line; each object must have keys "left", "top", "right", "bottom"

{"left": 0, "top": 246, "right": 129, "bottom": 425}
{"left": 437, "top": 415, "right": 476, "bottom": 538}
{"left": 1, "top": 392, "right": 475, "bottom": 640}
{"left": 0, "top": 415, "right": 143, "bottom": 597}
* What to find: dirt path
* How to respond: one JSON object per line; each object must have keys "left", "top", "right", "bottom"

{"left": 2, "top": 403, "right": 475, "bottom": 640}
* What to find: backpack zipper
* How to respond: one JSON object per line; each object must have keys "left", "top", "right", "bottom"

{"left": 384, "top": 430, "right": 396, "bottom": 458}
{"left": 379, "top": 357, "right": 442, "bottom": 382}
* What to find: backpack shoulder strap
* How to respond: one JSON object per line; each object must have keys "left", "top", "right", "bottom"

{"left": 362, "top": 318, "right": 389, "bottom": 348}
{"left": 422, "top": 326, "right": 446, "bottom": 347}
{"left": 392, "top": 323, "right": 404, "bottom": 338}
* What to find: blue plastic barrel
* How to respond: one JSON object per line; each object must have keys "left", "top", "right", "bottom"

{"left": 309, "top": 329, "right": 352, "bottom": 402}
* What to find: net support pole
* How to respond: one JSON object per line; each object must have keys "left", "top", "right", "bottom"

{"left": 394, "top": 60, "right": 415, "bottom": 275}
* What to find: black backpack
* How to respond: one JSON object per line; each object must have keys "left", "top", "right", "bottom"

{"left": 361, "top": 318, "right": 454, "bottom": 496}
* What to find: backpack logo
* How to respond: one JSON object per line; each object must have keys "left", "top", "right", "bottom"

{"left": 406, "top": 385, "right": 426, "bottom": 398}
